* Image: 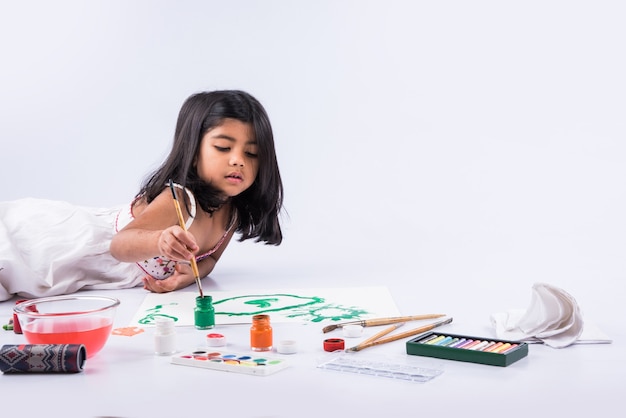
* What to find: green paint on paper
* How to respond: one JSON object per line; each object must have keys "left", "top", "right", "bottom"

{"left": 138, "top": 303, "right": 180, "bottom": 325}
{"left": 214, "top": 293, "right": 371, "bottom": 322}
{"left": 134, "top": 291, "right": 380, "bottom": 326}
{"left": 214, "top": 294, "right": 323, "bottom": 316}
{"left": 287, "top": 304, "right": 370, "bottom": 322}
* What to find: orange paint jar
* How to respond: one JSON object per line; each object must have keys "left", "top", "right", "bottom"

{"left": 250, "top": 314, "right": 273, "bottom": 352}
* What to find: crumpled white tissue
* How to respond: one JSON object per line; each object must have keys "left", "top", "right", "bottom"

{"left": 490, "top": 282, "right": 584, "bottom": 348}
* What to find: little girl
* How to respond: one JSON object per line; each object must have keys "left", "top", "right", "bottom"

{"left": 0, "top": 90, "right": 284, "bottom": 301}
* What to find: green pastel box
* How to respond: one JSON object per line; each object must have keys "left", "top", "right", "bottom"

{"left": 406, "top": 332, "right": 528, "bottom": 367}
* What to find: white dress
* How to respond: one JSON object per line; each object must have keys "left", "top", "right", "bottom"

{"left": 0, "top": 186, "right": 235, "bottom": 301}
{"left": 0, "top": 197, "right": 144, "bottom": 301}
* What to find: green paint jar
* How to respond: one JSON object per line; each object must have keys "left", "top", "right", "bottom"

{"left": 194, "top": 296, "right": 215, "bottom": 330}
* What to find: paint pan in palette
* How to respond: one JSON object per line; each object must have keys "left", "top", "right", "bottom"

{"left": 171, "top": 350, "right": 290, "bottom": 376}
{"left": 406, "top": 332, "right": 529, "bottom": 367}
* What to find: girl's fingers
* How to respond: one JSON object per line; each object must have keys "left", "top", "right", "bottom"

{"left": 160, "top": 228, "right": 198, "bottom": 261}
{"left": 143, "top": 269, "right": 191, "bottom": 293}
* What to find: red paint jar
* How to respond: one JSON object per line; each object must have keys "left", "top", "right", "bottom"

{"left": 250, "top": 314, "right": 273, "bottom": 352}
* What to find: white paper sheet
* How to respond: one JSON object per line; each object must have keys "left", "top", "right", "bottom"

{"left": 129, "top": 286, "right": 401, "bottom": 327}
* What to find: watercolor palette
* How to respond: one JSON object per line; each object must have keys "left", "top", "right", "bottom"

{"left": 406, "top": 332, "right": 528, "bottom": 367}
{"left": 171, "top": 350, "right": 290, "bottom": 376}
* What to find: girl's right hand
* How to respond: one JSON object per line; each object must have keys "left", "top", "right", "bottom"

{"left": 157, "top": 225, "right": 199, "bottom": 263}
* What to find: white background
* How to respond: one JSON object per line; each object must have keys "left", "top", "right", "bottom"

{"left": 1, "top": 1, "right": 624, "bottom": 416}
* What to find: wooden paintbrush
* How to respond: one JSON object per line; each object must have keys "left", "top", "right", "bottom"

{"left": 322, "top": 313, "right": 446, "bottom": 333}
{"left": 345, "top": 317, "right": 453, "bottom": 352}
{"left": 354, "top": 322, "right": 405, "bottom": 348}
{"left": 169, "top": 179, "right": 204, "bottom": 298}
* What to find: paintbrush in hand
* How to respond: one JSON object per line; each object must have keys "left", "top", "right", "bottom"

{"left": 169, "top": 179, "right": 204, "bottom": 298}
{"left": 322, "top": 313, "right": 446, "bottom": 333}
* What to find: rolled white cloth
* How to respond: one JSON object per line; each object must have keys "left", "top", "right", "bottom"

{"left": 490, "top": 282, "right": 584, "bottom": 348}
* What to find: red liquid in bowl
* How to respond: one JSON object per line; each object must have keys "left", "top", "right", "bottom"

{"left": 22, "top": 317, "right": 113, "bottom": 358}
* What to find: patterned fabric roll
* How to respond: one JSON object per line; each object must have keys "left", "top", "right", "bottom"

{"left": 0, "top": 344, "right": 86, "bottom": 373}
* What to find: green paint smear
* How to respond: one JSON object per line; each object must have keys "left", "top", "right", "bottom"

{"left": 137, "top": 302, "right": 180, "bottom": 325}
{"left": 213, "top": 294, "right": 323, "bottom": 316}
{"left": 213, "top": 293, "right": 371, "bottom": 322}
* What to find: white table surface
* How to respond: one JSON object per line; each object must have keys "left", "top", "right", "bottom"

{"left": 1, "top": 267, "right": 622, "bottom": 418}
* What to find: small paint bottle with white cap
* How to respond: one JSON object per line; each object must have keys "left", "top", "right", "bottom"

{"left": 154, "top": 317, "right": 177, "bottom": 355}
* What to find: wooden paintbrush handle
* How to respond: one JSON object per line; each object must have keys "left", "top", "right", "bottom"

{"left": 352, "top": 317, "right": 453, "bottom": 352}
{"left": 359, "top": 323, "right": 404, "bottom": 346}
{"left": 321, "top": 314, "right": 447, "bottom": 333}
{"left": 362, "top": 314, "right": 446, "bottom": 327}
{"left": 170, "top": 179, "right": 204, "bottom": 298}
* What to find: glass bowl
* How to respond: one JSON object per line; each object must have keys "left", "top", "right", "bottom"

{"left": 14, "top": 295, "right": 120, "bottom": 358}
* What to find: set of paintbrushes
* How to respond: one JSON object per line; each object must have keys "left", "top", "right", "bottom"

{"left": 323, "top": 314, "right": 453, "bottom": 352}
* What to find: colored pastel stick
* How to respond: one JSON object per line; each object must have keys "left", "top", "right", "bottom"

{"left": 442, "top": 337, "right": 459, "bottom": 347}
{"left": 484, "top": 342, "right": 503, "bottom": 352}
{"left": 493, "top": 342, "right": 507, "bottom": 352}
{"left": 500, "top": 344, "right": 518, "bottom": 354}
{"left": 492, "top": 343, "right": 511, "bottom": 353}
{"left": 455, "top": 339, "right": 475, "bottom": 349}
{"left": 418, "top": 334, "right": 440, "bottom": 344}
{"left": 469, "top": 341, "right": 489, "bottom": 350}
{"left": 435, "top": 336, "right": 453, "bottom": 346}
{"left": 426, "top": 335, "right": 446, "bottom": 345}
{"left": 449, "top": 338, "right": 467, "bottom": 348}
{"left": 462, "top": 340, "right": 482, "bottom": 349}
{"left": 479, "top": 341, "right": 496, "bottom": 351}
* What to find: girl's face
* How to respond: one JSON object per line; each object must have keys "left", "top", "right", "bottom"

{"left": 195, "top": 118, "right": 259, "bottom": 197}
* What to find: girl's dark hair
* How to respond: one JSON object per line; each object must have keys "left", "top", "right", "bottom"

{"left": 139, "top": 90, "right": 283, "bottom": 245}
